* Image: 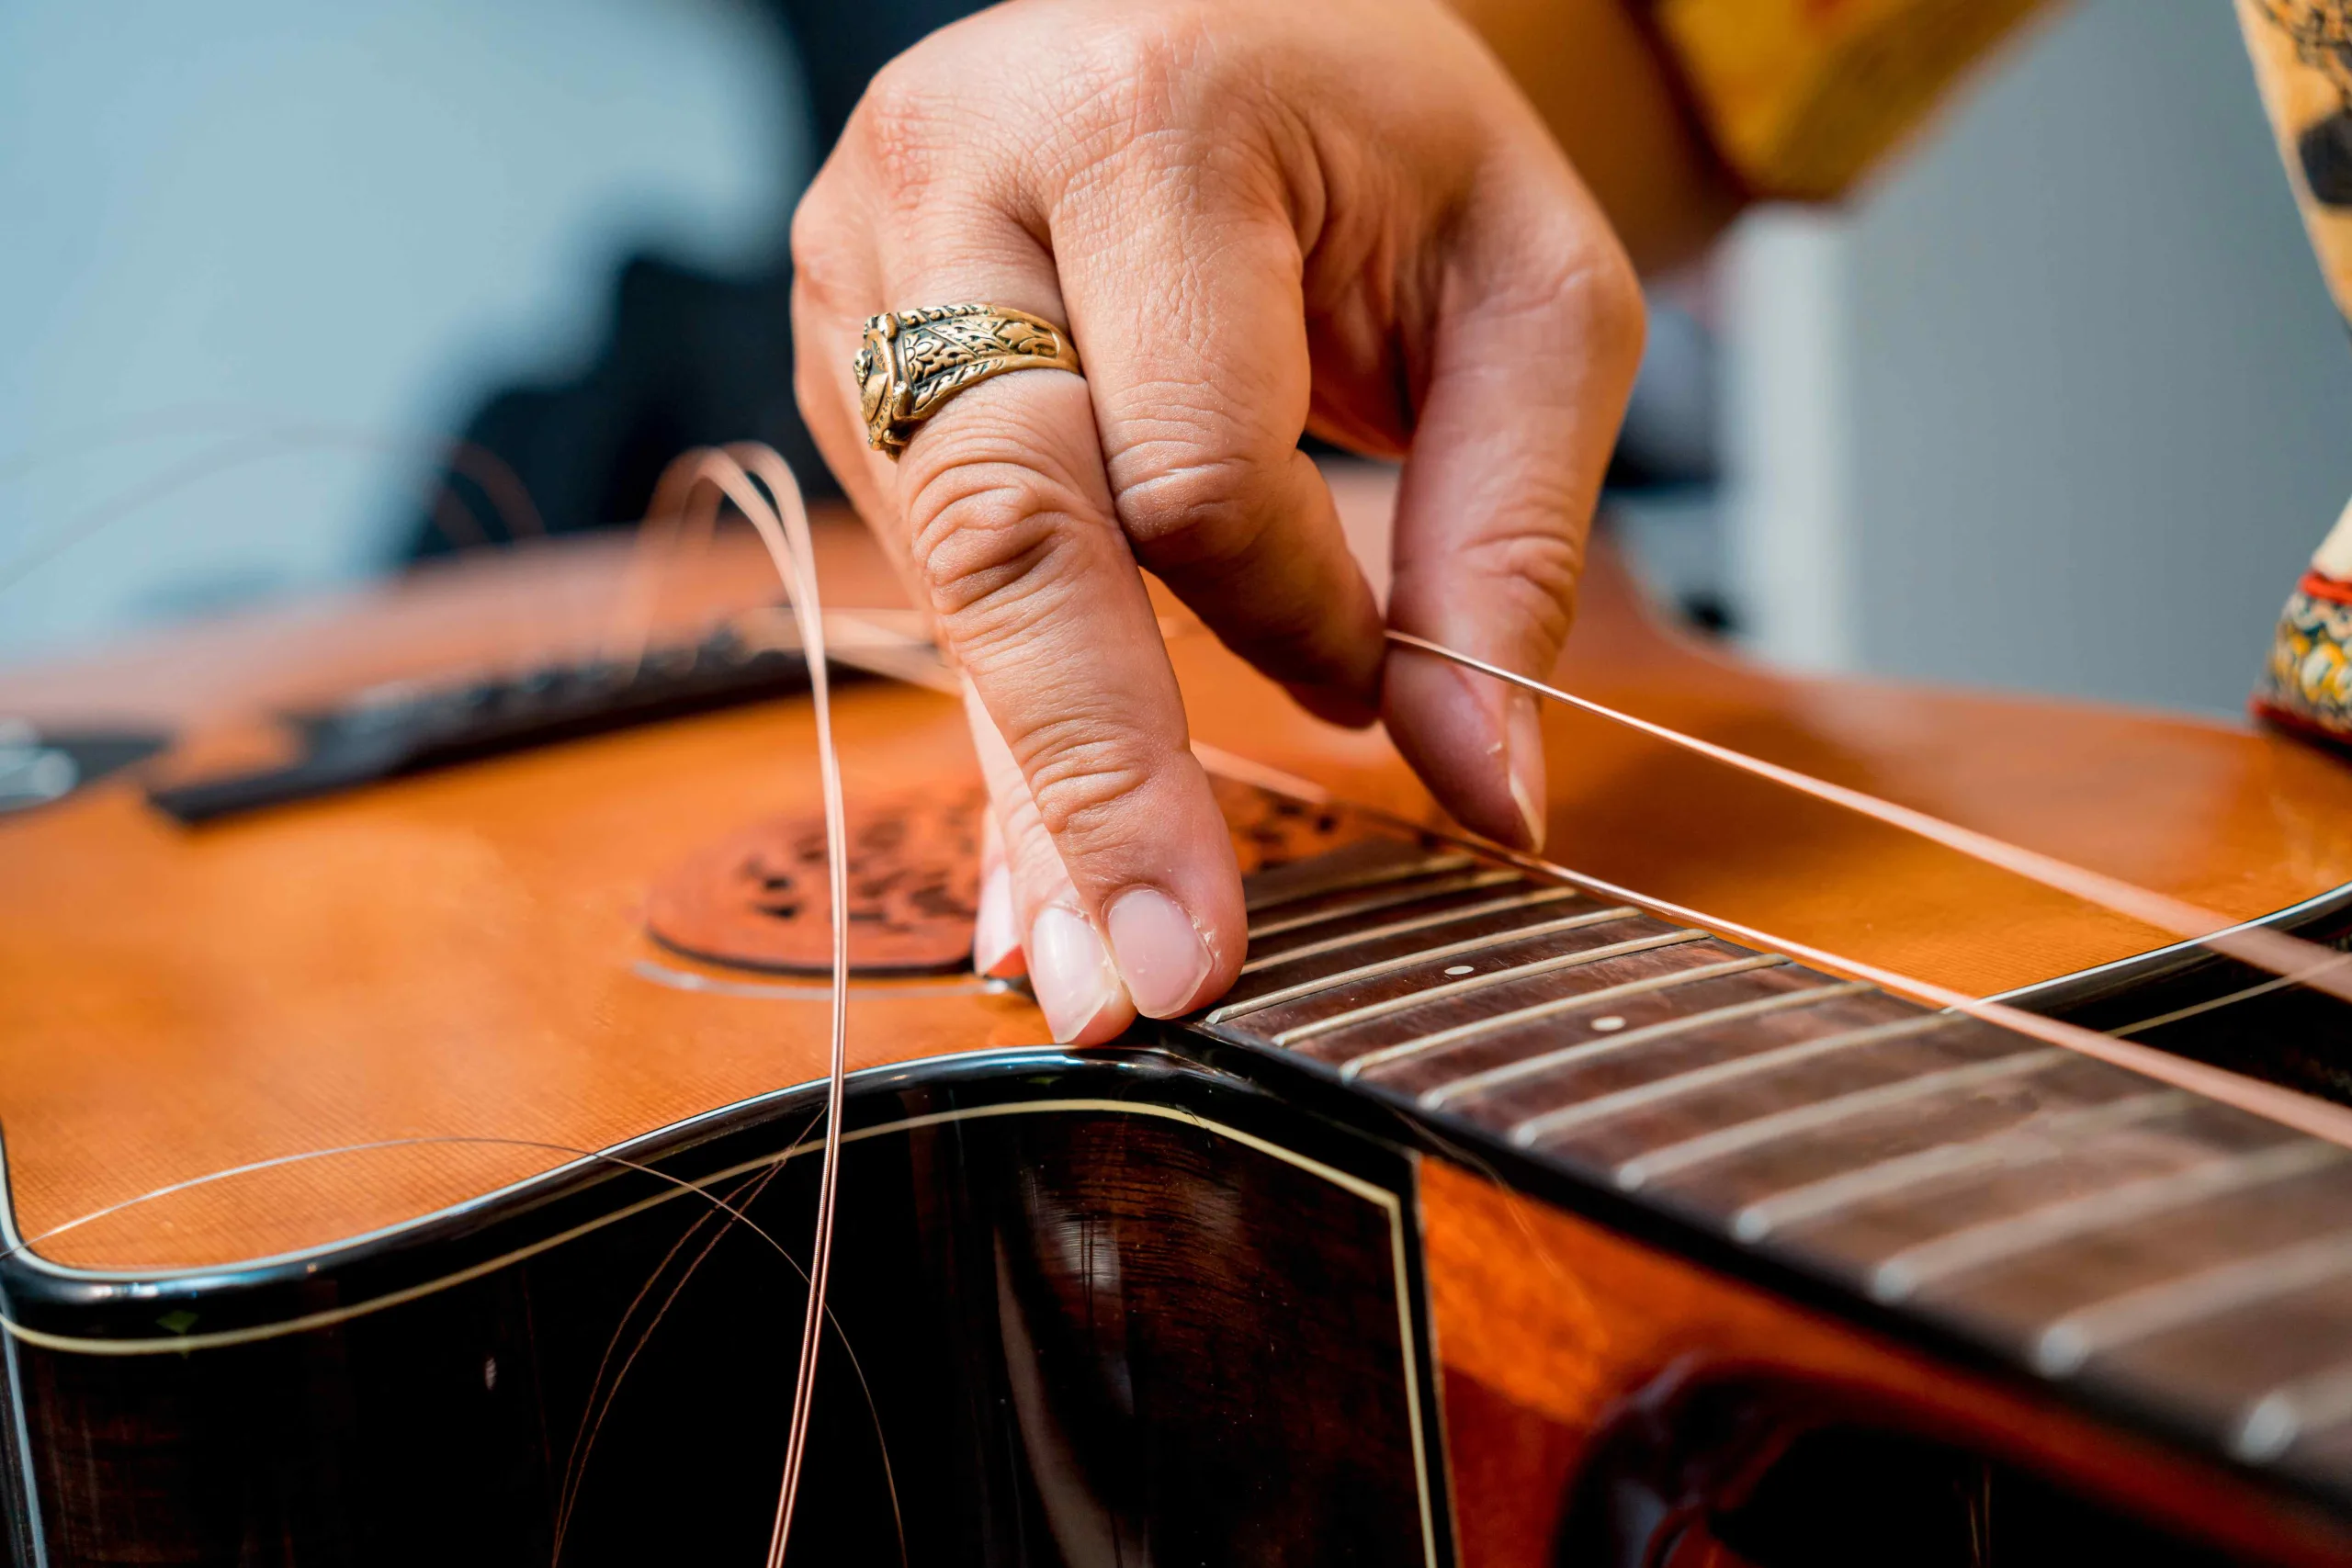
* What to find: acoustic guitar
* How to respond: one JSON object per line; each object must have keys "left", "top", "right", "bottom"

{"left": 6, "top": 468, "right": 2352, "bottom": 1566}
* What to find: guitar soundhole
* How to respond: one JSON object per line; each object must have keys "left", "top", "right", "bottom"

{"left": 644, "top": 788, "right": 986, "bottom": 975}
{"left": 1208, "top": 773, "right": 1363, "bottom": 874}
{"left": 644, "top": 776, "right": 1375, "bottom": 977}
{"left": 1559, "top": 1376, "right": 2249, "bottom": 1568}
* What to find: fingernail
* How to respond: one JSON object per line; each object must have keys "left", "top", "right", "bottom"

{"left": 971, "top": 863, "right": 1022, "bottom": 977}
{"left": 1028, "top": 905, "right": 1124, "bottom": 1043}
{"left": 1506, "top": 690, "right": 1547, "bottom": 853}
{"left": 1106, "top": 887, "right": 1214, "bottom": 1018}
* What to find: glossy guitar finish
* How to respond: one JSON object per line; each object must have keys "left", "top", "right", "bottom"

{"left": 6, "top": 491, "right": 2352, "bottom": 1562}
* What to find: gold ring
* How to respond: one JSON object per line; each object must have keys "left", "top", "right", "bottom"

{"left": 853, "top": 302, "right": 1082, "bottom": 457}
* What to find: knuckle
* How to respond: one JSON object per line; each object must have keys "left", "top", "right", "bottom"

{"left": 1462, "top": 522, "right": 1585, "bottom": 648}
{"left": 1018, "top": 723, "right": 1157, "bottom": 843}
{"left": 1040, "top": 8, "right": 1228, "bottom": 169}
{"left": 853, "top": 57, "right": 964, "bottom": 209}
{"left": 1484, "top": 217, "right": 1647, "bottom": 377}
{"left": 1068, "top": 11, "right": 1201, "bottom": 117}
{"left": 1550, "top": 235, "right": 1647, "bottom": 372}
{"left": 901, "top": 456, "right": 1085, "bottom": 633}
{"left": 1113, "top": 444, "right": 1269, "bottom": 565}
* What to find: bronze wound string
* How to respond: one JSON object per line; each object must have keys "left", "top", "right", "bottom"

{"left": 1386, "top": 630, "right": 2352, "bottom": 1006}
{"left": 677, "top": 443, "right": 854, "bottom": 1568}
{"left": 748, "top": 609, "right": 2352, "bottom": 1148}
{"left": 553, "top": 1158, "right": 784, "bottom": 1562}
{"left": 1196, "top": 736, "right": 2352, "bottom": 1148}
{"left": 1381, "top": 629, "right": 2352, "bottom": 1149}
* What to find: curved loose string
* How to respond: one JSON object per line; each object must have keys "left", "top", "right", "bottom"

{"left": 1386, "top": 630, "right": 2352, "bottom": 1010}
{"left": 696, "top": 443, "right": 853, "bottom": 1568}
{"left": 609, "top": 464, "right": 729, "bottom": 677}
{"left": 0, "top": 1127, "right": 905, "bottom": 1568}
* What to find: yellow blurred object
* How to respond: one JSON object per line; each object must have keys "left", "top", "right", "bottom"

{"left": 1653, "top": 0, "right": 2047, "bottom": 199}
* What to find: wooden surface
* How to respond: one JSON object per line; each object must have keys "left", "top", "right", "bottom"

{"left": 2, "top": 476, "right": 2350, "bottom": 1269}
{"left": 1418, "top": 1156, "right": 2349, "bottom": 1564}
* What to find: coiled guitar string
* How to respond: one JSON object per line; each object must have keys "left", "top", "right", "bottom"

{"left": 643, "top": 445, "right": 852, "bottom": 1568}
{"left": 0, "top": 1127, "right": 904, "bottom": 1568}
{"left": 0, "top": 434, "right": 865, "bottom": 1560}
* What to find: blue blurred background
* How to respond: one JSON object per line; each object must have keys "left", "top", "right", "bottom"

{"left": 5, "top": 0, "right": 2349, "bottom": 719}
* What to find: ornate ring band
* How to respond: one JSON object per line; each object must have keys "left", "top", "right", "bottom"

{"left": 854, "top": 302, "right": 1082, "bottom": 457}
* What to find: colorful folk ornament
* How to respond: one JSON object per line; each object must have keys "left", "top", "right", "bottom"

{"left": 2256, "top": 501, "right": 2352, "bottom": 746}
{"left": 2239, "top": 2, "right": 2352, "bottom": 744}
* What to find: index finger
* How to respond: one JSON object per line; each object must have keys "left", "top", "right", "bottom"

{"left": 873, "top": 214, "right": 1247, "bottom": 1029}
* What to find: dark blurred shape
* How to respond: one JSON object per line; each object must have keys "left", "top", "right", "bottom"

{"left": 408, "top": 256, "right": 822, "bottom": 557}
{"left": 775, "top": 0, "right": 985, "bottom": 163}
{"left": 402, "top": 0, "right": 1719, "bottom": 557}
{"left": 146, "top": 614, "right": 830, "bottom": 824}
{"left": 1605, "top": 295, "right": 1719, "bottom": 491}
{"left": 0, "top": 720, "right": 169, "bottom": 817}
{"left": 1678, "top": 592, "right": 1736, "bottom": 635}
{"left": 403, "top": 0, "right": 985, "bottom": 559}
{"left": 2301, "top": 108, "right": 2352, "bottom": 206}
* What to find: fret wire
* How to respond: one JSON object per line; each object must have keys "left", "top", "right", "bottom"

{"left": 1205, "top": 906, "right": 1642, "bottom": 1024}
{"left": 1332, "top": 947, "right": 1770, "bottom": 1077}
{"left": 2035, "top": 1224, "right": 2352, "bottom": 1378}
{"left": 1279, "top": 944, "right": 1758, "bottom": 1053}
{"left": 1238, "top": 886, "right": 1586, "bottom": 976}
{"left": 1617, "top": 1047, "right": 2069, "bottom": 1193}
{"left": 1872, "top": 1138, "right": 2346, "bottom": 1305}
{"left": 1243, "top": 849, "right": 1476, "bottom": 914}
{"left": 1498, "top": 994, "right": 1913, "bottom": 1138}
{"left": 1437, "top": 981, "right": 1880, "bottom": 1117}
{"left": 1248, "top": 867, "right": 1522, "bottom": 942}
{"left": 1733, "top": 1089, "right": 2191, "bottom": 1243}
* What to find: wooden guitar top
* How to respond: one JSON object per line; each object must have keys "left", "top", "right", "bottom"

{"left": 2, "top": 485, "right": 2350, "bottom": 1275}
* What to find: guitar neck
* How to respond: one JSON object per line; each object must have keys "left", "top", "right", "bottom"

{"left": 1194, "top": 832, "right": 2352, "bottom": 1499}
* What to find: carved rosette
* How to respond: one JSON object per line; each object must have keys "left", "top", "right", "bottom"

{"left": 855, "top": 302, "right": 1080, "bottom": 457}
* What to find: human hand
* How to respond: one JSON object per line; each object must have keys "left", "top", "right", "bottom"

{"left": 791, "top": 0, "right": 1645, "bottom": 1043}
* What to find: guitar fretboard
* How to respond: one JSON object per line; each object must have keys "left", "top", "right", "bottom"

{"left": 1193, "top": 836, "right": 2352, "bottom": 1502}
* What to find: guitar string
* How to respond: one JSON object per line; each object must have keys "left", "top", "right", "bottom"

{"left": 642, "top": 445, "right": 854, "bottom": 1568}
{"left": 1385, "top": 629, "right": 2352, "bottom": 1011}
{"left": 474, "top": 434, "right": 855, "bottom": 1539}
{"left": 1175, "top": 773, "right": 2352, "bottom": 1154}
{"left": 820, "top": 613, "right": 2352, "bottom": 1148}
{"left": 550, "top": 1158, "right": 788, "bottom": 1563}
{"left": 0, "top": 1129, "right": 904, "bottom": 1568}
{"left": 0, "top": 440, "right": 858, "bottom": 1555}
{"left": 0, "top": 418, "right": 612, "bottom": 703}
{"left": 605, "top": 491, "right": 721, "bottom": 677}
{"left": 13, "top": 457, "right": 2352, "bottom": 1512}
